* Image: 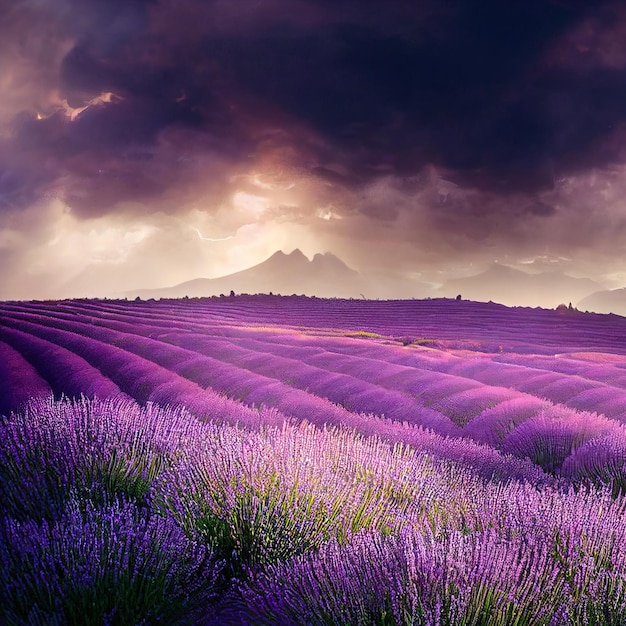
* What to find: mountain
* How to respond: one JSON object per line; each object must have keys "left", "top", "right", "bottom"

{"left": 437, "top": 264, "right": 603, "bottom": 309}
{"left": 578, "top": 288, "right": 626, "bottom": 316}
{"left": 125, "top": 249, "right": 368, "bottom": 299}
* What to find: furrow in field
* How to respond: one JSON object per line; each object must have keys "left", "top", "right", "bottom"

{"left": 13, "top": 296, "right": 626, "bottom": 354}
{"left": 14, "top": 302, "right": 617, "bottom": 432}
{"left": 8, "top": 299, "right": 626, "bottom": 426}
{"left": 137, "top": 297, "right": 626, "bottom": 353}
{"left": 162, "top": 330, "right": 592, "bottom": 430}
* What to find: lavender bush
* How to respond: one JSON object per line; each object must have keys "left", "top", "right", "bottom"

{"left": 240, "top": 528, "right": 566, "bottom": 625}
{"left": 0, "top": 498, "right": 221, "bottom": 625}
{"left": 501, "top": 409, "right": 614, "bottom": 473}
{"left": 3, "top": 394, "right": 626, "bottom": 624}
{"left": 561, "top": 426, "right": 626, "bottom": 496}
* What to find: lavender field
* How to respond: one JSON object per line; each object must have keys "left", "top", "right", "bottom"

{"left": 3, "top": 295, "right": 626, "bottom": 624}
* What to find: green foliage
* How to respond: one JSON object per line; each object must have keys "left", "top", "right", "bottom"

{"left": 83, "top": 446, "right": 165, "bottom": 507}
{"left": 183, "top": 472, "right": 344, "bottom": 580}
{"left": 346, "top": 331, "right": 385, "bottom": 340}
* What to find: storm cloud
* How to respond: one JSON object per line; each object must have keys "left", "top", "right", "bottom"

{"left": 2, "top": 0, "right": 626, "bottom": 298}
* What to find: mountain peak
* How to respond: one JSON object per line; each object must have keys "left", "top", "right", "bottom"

{"left": 312, "top": 252, "right": 358, "bottom": 277}
{"left": 289, "top": 248, "right": 308, "bottom": 259}
{"left": 269, "top": 248, "right": 308, "bottom": 261}
{"left": 312, "top": 251, "right": 346, "bottom": 265}
{"left": 313, "top": 251, "right": 336, "bottom": 261}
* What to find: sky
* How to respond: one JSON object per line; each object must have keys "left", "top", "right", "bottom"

{"left": 2, "top": 0, "right": 626, "bottom": 300}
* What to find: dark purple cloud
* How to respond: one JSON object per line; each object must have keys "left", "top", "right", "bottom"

{"left": 150, "top": 0, "right": 619, "bottom": 192}
{"left": 2, "top": 0, "right": 624, "bottom": 213}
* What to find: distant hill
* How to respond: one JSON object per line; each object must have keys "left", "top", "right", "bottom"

{"left": 578, "top": 288, "right": 626, "bottom": 316}
{"left": 126, "top": 249, "right": 368, "bottom": 299}
{"left": 438, "top": 264, "right": 603, "bottom": 309}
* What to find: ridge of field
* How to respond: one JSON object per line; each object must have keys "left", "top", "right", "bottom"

{"left": 2, "top": 295, "right": 626, "bottom": 481}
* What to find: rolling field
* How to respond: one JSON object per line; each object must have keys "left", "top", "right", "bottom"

{"left": 3, "top": 295, "right": 626, "bottom": 624}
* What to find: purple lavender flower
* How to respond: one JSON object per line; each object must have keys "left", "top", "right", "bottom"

{"left": 0, "top": 498, "right": 222, "bottom": 625}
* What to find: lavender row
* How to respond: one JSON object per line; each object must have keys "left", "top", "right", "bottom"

{"left": 0, "top": 340, "right": 50, "bottom": 416}
{"left": 0, "top": 313, "right": 380, "bottom": 431}
{"left": 0, "top": 316, "right": 289, "bottom": 432}
{"left": 10, "top": 298, "right": 626, "bottom": 401}
{"left": 0, "top": 308, "right": 457, "bottom": 440}
{"left": 149, "top": 331, "right": 457, "bottom": 433}
{"left": 269, "top": 332, "right": 626, "bottom": 419}
{"left": 0, "top": 312, "right": 555, "bottom": 480}
{"left": 0, "top": 325, "right": 126, "bottom": 404}
{"left": 0, "top": 308, "right": 619, "bottom": 475}
{"left": 148, "top": 330, "right": 618, "bottom": 463}
{"left": 188, "top": 325, "right": 626, "bottom": 425}
{"left": 495, "top": 351, "right": 626, "bottom": 381}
